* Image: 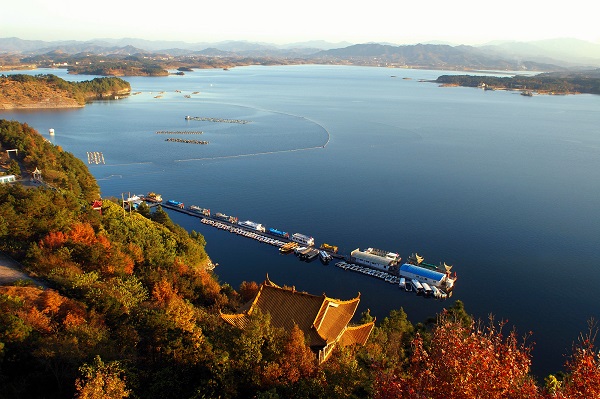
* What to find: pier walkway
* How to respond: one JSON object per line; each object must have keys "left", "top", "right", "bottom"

{"left": 160, "top": 202, "right": 291, "bottom": 248}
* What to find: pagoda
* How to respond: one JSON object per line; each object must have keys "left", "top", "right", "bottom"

{"left": 221, "top": 276, "right": 375, "bottom": 363}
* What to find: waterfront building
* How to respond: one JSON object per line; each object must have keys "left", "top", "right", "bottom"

{"left": 350, "top": 247, "right": 401, "bottom": 271}
{"left": 220, "top": 276, "right": 375, "bottom": 363}
{"left": 398, "top": 263, "right": 452, "bottom": 289}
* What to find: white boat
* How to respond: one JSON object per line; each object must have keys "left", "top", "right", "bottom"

{"left": 291, "top": 233, "right": 315, "bottom": 246}
{"left": 399, "top": 277, "right": 406, "bottom": 289}
{"left": 238, "top": 220, "right": 266, "bottom": 232}
{"left": 411, "top": 279, "right": 424, "bottom": 294}
{"left": 294, "top": 246, "right": 307, "bottom": 255}
{"left": 421, "top": 282, "right": 433, "bottom": 296}
{"left": 319, "top": 250, "right": 332, "bottom": 263}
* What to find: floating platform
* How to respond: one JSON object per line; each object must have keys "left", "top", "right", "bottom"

{"left": 157, "top": 198, "right": 456, "bottom": 294}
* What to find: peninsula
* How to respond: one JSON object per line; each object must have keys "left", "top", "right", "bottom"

{"left": 0, "top": 74, "right": 131, "bottom": 109}
{"left": 434, "top": 70, "right": 600, "bottom": 95}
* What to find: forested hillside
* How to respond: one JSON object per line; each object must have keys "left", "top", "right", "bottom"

{"left": 436, "top": 71, "right": 600, "bottom": 95}
{"left": 0, "top": 74, "right": 131, "bottom": 109}
{"left": 0, "top": 121, "right": 598, "bottom": 398}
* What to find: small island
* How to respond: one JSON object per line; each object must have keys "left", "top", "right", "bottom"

{"left": 435, "top": 70, "right": 600, "bottom": 95}
{"left": 0, "top": 74, "right": 131, "bottom": 109}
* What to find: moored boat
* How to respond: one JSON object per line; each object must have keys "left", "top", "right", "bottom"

{"left": 319, "top": 250, "right": 333, "bottom": 263}
{"left": 238, "top": 220, "right": 266, "bottom": 232}
{"left": 145, "top": 192, "right": 163, "bottom": 202}
{"left": 292, "top": 233, "right": 315, "bottom": 247}
{"left": 189, "top": 205, "right": 210, "bottom": 216}
{"left": 320, "top": 243, "right": 338, "bottom": 253}
{"left": 279, "top": 241, "right": 299, "bottom": 253}
{"left": 268, "top": 228, "right": 290, "bottom": 238}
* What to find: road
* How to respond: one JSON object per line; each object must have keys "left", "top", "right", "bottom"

{"left": 0, "top": 252, "right": 45, "bottom": 287}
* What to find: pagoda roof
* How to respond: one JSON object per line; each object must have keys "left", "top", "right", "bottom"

{"left": 339, "top": 321, "right": 376, "bottom": 346}
{"left": 221, "top": 278, "right": 371, "bottom": 350}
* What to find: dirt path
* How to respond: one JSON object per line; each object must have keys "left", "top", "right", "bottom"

{"left": 0, "top": 252, "right": 45, "bottom": 287}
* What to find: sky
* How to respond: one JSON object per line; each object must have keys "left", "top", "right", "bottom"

{"left": 2, "top": 0, "right": 599, "bottom": 45}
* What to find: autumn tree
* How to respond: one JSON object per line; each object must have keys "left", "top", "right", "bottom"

{"left": 7, "top": 159, "right": 20, "bottom": 176}
{"left": 74, "top": 356, "right": 130, "bottom": 399}
{"left": 374, "top": 314, "right": 540, "bottom": 399}
{"left": 239, "top": 280, "right": 260, "bottom": 303}
{"left": 262, "top": 324, "right": 318, "bottom": 386}
{"left": 547, "top": 320, "right": 600, "bottom": 399}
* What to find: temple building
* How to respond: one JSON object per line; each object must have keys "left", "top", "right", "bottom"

{"left": 221, "top": 276, "right": 375, "bottom": 363}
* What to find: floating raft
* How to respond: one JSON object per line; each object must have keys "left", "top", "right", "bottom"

{"left": 184, "top": 115, "right": 250, "bottom": 124}
{"left": 86, "top": 151, "right": 105, "bottom": 164}
{"left": 165, "top": 138, "right": 209, "bottom": 144}
{"left": 156, "top": 134, "right": 203, "bottom": 137}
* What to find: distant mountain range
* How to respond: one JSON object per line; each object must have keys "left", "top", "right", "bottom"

{"left": 2, "top": 37, "right": 600, "bottom": 70}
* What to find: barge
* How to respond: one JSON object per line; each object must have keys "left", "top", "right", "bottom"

{"left": 268, "top": 228, "right": 290, "bottom": 238}
{"left": 320, "top": 243, "right": 338, "bottom": 253}
{"left": 279, "top": 241, "right": 299, "bottom": 253}
{"left": 144, "top": 192, "right": 162, "bottom": 203}
{"left": 292, "top": 233, "right": 315, "bottom": 247}
{"left": 215, "top": 213, "right": 239, "bottom": 224}
{"left": 238, "top": 220, "right": 266, "bottom": 232}
{"left": 189, "top": 205, "right": 210, "bottom": 216}
{"left": 166, "top": 200, "right": 184, "bottom": 208}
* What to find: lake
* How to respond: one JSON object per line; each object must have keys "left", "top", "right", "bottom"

{"left": 3, "top": 65, "right": 600, "bottom": 378}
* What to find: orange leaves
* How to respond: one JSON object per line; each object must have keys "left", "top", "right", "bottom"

{"left": 0, "top": 286, "right": 98, "bottom": 339}
{"left": 198, "top": 269, "right": 224, "bottom": 305}
{"left": 67, "top": 222, "right": 95, "bottom": 245}
{"left": 41, "top": 230, "right": 67, "bottom": 249}
{"left": 239, "top": 281, "right": 260, "bottom": 303}
{"left": 37, "top": 221, "right": 141, "bottom": 277}
{"left": 40, "top": 222, "right": 110, "bottom": 250}
{"left": 63, "top": 311, "right": 88, "bottom": 329}
{"left": 557, "top": 326, "right": 600, "bottom": 399}
{"left": 37, "top": 289, "right": 64, "bottom": 315}
{"left": 152, "top": 279, "right": 178, "bottom": 306}
{"left": 374, "top": 315, "right": 540, "bottom": 399}
{"left": 262, "top": 324, "right": 317, "bottom": 387}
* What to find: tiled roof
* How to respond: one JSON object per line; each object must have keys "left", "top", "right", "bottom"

{"left": 220, "top": 280, "right": 365, "bottom": 349}
{"left": 220, "top": 313, "right": 250, "bottom": 329}
{"left": 339, "top": 322, "right": 375, "bottom": 346}
{"left": 251, "top": 284, "right": 327, "bottom": 347}
{"left": 313, "top": 297, "right": 360, "bottom": 344}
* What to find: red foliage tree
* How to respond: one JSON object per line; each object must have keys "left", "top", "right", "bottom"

{"left": 374, "top": 314, "right": 540, "bottom": 399}
{"left": 549, "top": 321, "right": 600, "bottom": 399}
{"left": 262, "top": 324, "right": 317, "bottom": 386}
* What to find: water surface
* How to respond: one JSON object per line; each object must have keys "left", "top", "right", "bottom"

{"left": 4, "top": 65, "right": 600, "bottom": 378}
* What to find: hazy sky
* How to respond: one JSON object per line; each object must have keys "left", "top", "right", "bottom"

{"left": 2, "top": 0, "right": 598, "bottom": 45}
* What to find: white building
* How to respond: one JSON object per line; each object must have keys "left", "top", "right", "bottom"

{"left": 0, "top": 175, "right": 16, "bottom": 184}
{"left": 350, "top": 248, "right": 401, "bottom": 271}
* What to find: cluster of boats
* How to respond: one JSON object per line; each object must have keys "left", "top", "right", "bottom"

{"left": 335, "top": 261, "right": 449, "bottom": 299}
{"left": 292, "top": 246, "right": 333, "bottom": 263}
{"left": 147, "top": 194, "right": 457, "bottom": 296}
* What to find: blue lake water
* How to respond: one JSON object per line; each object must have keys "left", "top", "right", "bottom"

{"left": 3, "top": 65, "right": 600, "bottom": 378}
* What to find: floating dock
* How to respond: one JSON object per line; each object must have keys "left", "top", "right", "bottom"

{"left": 153, "top": 197, "right": 456, "bottom": 295}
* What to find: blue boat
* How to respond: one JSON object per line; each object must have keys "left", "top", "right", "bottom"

{"left": 268, "top": 228, "right": 289, "bottom": 238}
